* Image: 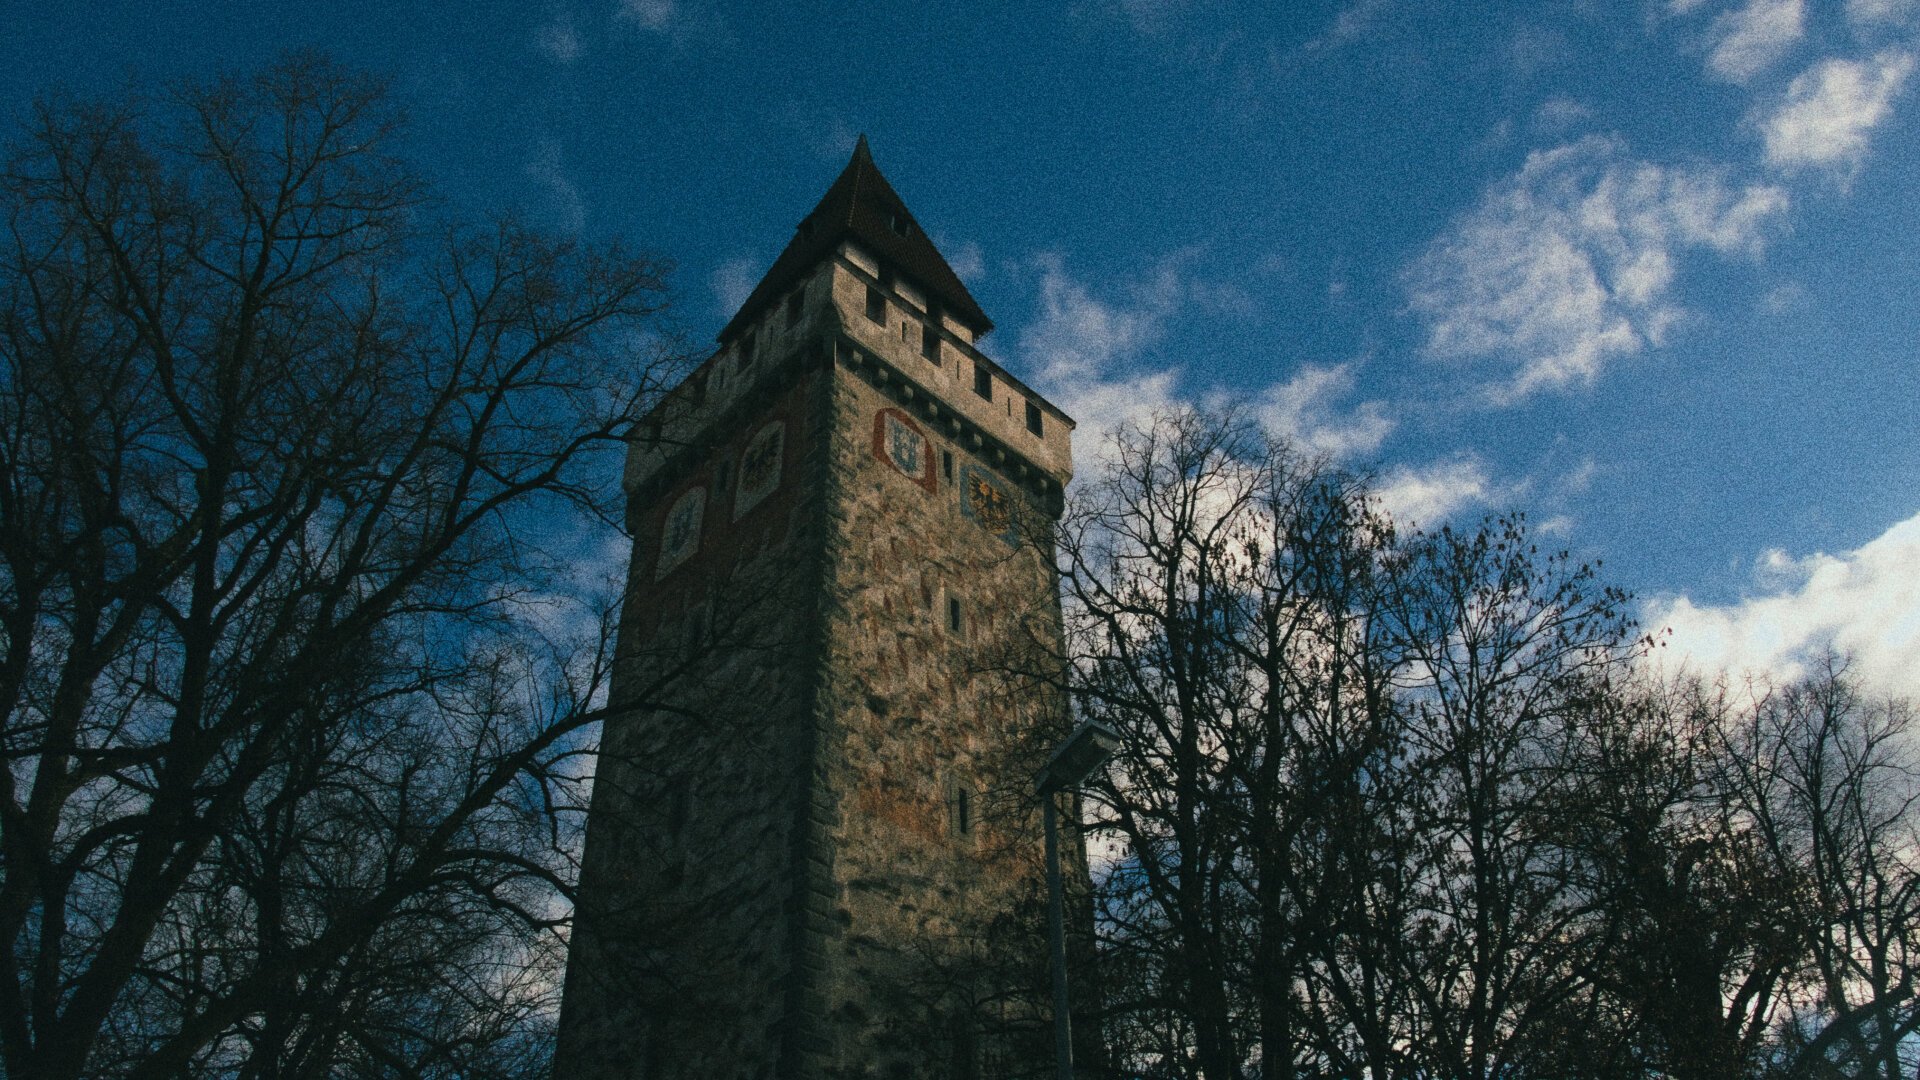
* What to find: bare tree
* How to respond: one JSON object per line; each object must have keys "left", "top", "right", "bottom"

{"left": 1724, "top": 660, "right": 1920, "bottom": 1079}
{"left": 1563, "top": 660, "right": 1920, "bottom": 1080}
{"left": 1040, "top": 410, "right": 1920, "bottom": 1080}
{"left": 1372, "top": 515, "right": 1640, "bottom": 1079}
{"left": 0, "top": 54, "right": 684, "bottom": 1079}
{"left": 1050, "top": 410, "right": 1655, "bottom": 1080}
{"left": 1545, "top": 672, "right": 1802, "bottom": 1080}
{"left": 1051, "top": 410, "right": 1397, "bottom": 1079}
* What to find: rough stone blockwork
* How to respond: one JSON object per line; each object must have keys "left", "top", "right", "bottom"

{"left": 558, "top": 140, "right": 1084, "bottom": 1080}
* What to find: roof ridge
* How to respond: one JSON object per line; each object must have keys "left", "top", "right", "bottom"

{"left": 844, "top": 134, "right": 871, "bottom": 229}
{"left": 717, "top": 139, "right": 992, "bottom": 343}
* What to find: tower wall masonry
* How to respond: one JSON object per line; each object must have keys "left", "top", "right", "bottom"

{"left": 558, "top": 142, "right": 1084, "bottom": 1080}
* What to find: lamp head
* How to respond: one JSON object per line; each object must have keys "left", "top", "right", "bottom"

{"left": 1035, "top": 720, "right": 1121, "bottom": 795}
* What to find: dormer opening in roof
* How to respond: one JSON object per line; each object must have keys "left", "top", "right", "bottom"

{"left": 715, "top": 137, "right": 993, "bottom": 346}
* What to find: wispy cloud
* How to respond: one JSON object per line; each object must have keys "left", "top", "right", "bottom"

{"left": 1846, "top": 0, "right": 1918, "bottom": 25}
{"left": 1020, "top": 253, "right": 1180, "bottom": 389}
{"left": 617, "top": 0, "right": 677, "bottom": 30}
{"left": 1560, "top": 456, "right": 1600, "bottom": 495}
{"left": 1078, "top": 0, "right": 1191, "bottom": 37}
{"left": 1406, "top": 135, "right": 1786, "bottom": 401}
{"left": 1307, "top": 0, "right": 1396, "bottom": 52}
{"left": 771, "top": 103, "right": 859, "bottom": 164}
{"left": 1532, "top": 96, "right": 1593, "bottom": 134}
{"left": 1014, "top": 255, "right": 1387, "bottom": 476}
{"left": 709, "top": 255, "right": 761, "bottom": 316}
{"left": 1373, "top": 457, "right": 1499, "bottom": 529}
{"left": 612, "top": 0, "right": 727, "bottom": 46}
{"left": 1015, "top": 255, "right": 1183, "bottom": 467}
{"left": 1705, "top": 0, "right": 1805, "bottom": 83}
{"left": 810, "top": 117, "right": 859, "bottom": 161}
{"left": 1505, "top": 26, "right": 1570, "bottom": 80}
{"left": 536, "top": 15, "right": 582, "bottom": 63}
{"left": 938, "top": 238, "right": 986, "bottom": 285}
{"left": 1645, "top": 510, "right": 1920, "bottom": 698}
{"left": 1247, "top": 361, "right": 1394, "bottom": 461}
{"left": 1761, "top": 49, "right": 1916, "bottom": 174}
{"left": 525, "top": 139, "right": 586, "bottom": 233}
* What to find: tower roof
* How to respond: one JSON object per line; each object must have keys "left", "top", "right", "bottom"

{"left": 717, "top": 136, "right": 993, "bottom": 343}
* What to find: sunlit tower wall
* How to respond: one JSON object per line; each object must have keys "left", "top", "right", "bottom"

{"left": 555, "top": 139, "right": 1082, "bottom": 1079}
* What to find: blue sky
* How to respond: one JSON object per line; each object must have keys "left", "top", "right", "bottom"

{"left": 5, "top": 0, "right": 1916, "bottom": 695}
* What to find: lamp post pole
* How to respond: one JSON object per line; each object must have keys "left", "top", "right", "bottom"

{"left": 1044, "top": 794, "right": 1071, "bottom": 1080}
{"left": 1036, "top": 721, "right": 1120, "bottom": 1080}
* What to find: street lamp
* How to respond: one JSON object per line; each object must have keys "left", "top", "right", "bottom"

{"left": 1036, "top": 720, "right": 1120, "bottom": 1080}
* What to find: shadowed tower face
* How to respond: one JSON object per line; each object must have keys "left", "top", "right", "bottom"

{"left": 556, "top": 140, "right": 1080, "bottom": 1079}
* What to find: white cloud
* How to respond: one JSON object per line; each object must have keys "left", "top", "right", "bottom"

{"left": 1644, "top": 510, "right": 1920, "bottom": 699}
{"left": 1053, "top": 371, "right": 1190, "bottom": 475}
{"left": 536, "top": 17, "right": 582, "bottom": 63}
{"left": 1761, "top": 50, "right": 1916, "bottom": 172}
{"left": 1847, "top": 0, "right": 1917, "bottom": 25}
{"left": 1406, "top": 135, "right": 1787, "bottom": 401}
{"left": 1020, "top": 253, "right": 1180, "bottom": 389}
{"left": 1015, "top": 256, "right": 1387, "bottom": 478}
{"left": 1249, "top": 362, "right": 1394, "bottom": 461}
{"left": 617, "top": 0, "right": 677, "bottom": 30}
{"left": 709, "top": 255, "right": 760, "bottom": 316}
{"left": 1706, "top": 0, "right": 1805, "bottom": 83}
{"left": 1016, "top": 255, "right": 1184, "bottom": 468}
{"left": 1373, "top": 457, "right": 1497, "bottom": 528}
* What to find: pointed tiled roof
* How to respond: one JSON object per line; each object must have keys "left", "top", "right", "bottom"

{"left": 717, "top": 136, "right": 993, "bottom": 343}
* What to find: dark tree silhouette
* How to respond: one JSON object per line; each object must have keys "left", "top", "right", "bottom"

{"left": 0, "top": 54, "right": 685, "bottom": 1079}
{"left": 1044, "top": 409, "right": 1920, "bottom": 1080}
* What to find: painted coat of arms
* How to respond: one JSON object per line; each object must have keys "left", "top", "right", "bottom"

{"left": 871, "top": 409, "right": 935, "bottom": 491}
{"left": 960, "top": 465, "right": 1018, "bottom": 545}
{"left": 656, "top": 486, "right": 705, "bottom": 578}
{"left": 734, "top": 421, "right": 784, "bottom": 520}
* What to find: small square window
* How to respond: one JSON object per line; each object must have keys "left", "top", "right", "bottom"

{"left": 946, "top": 596, "right": 964, "bottom": 635}
{"left": 922, "top": 322, "right": 940, "bottom": 363}
{"left": 1026, "top": 401, "right": 1044, "bottom": 437}
{"left": 941, "top": 449, "right": 954, "bottom": 483}
{"left": 973, "top": 363, "right": 992, "bottom": 401}
{"left": 786, "top": 288, "right": 804, "bottom": 327}
{"left": 739, "top": 331, "right": 756, "bottom": 369}
{"left": 955, "top": 786, "right": 971, "bottom": 834}
{"left": 865, "top": 285, "right": 886, "bottom": 324}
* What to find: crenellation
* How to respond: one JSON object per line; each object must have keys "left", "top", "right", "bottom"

{"left": 560, "top": 138, "right": 1081, "bottom": 1079}
{"left": 828, "top": 259, "right": 1074, "bottom": 484}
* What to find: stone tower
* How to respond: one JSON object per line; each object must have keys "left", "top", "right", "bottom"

{"left": 555, "top": 140, "right": 1080, "bottom": 1079}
